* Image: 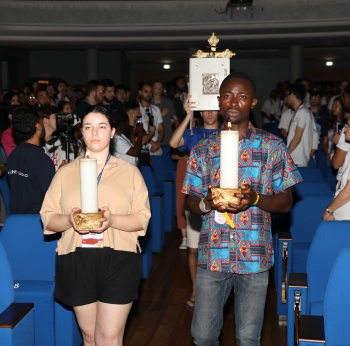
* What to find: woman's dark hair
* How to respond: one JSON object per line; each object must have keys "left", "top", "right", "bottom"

{"left": 12, "top": 106, "right": 40, "bottom": 143}
{"left": 57, "top": 100, "right": 69, "bottom": 114}
{"left": 328, "top": 97, "right": 345, "bottom": 130}
{"left": 79, "top": 105, "right": 114, "bottom": 156}
{"left": 81, "top": 105, "right": 113, "bottom": 127}
{"left": 2, "top": 92, "right": 19, "bottom": 107}
{"left": 111, "top": 110, "right": 129, "bottom": 130}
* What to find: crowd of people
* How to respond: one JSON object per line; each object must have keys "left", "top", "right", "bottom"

{"left": 1, "top": 72, "right": 350, "bottom": 345}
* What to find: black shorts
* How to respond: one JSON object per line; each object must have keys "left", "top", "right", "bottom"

{"left": 55, "top": 247, "right": 142, "bottom": 307}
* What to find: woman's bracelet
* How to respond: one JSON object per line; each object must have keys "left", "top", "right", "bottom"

{"left": 253, "top": 192, "right": 260, "bottom": 206}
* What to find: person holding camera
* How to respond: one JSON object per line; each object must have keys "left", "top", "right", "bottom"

{"left": 111, "top": 110, "right": 144, "bottom": 166}
{"left": 38, "top": 105, "right": 68, "bottom": 170}
{"left": 138, "top": 82, "right": 164, "bottom": 156}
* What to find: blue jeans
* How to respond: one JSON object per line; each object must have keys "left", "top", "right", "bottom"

{"left": 191, "top": 268, "right": 269, "bottom": 346}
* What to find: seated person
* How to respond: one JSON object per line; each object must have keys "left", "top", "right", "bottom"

{"left": 111, "top": 110, "right": 144, "bottom": 166}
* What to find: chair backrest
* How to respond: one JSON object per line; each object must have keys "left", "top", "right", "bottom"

{"left": 323, "top": 247, "right": 350, "bottom": 345}
{"left": 160, "top": 146, "right": 177, "bottom": 172}
{"left": 307, "top": 221, "right": 350, "bottom": 306}
{"left": 298, "top": 167, "right": 325, "bottom": 182}
{"left": 0, "top": 214, "right": 58, "bottom": 281}
{"left": 290, "top": 195, "right": 332, "bottom": 243}
{"left": 293, "top": 182, "right": 333, "bottom": 198}
{"left": 150, "top": 155, "right": 169, "bottom": 190}
{"left": 0, "top": 239, "right": 14, "bottom": 314}
{"left": 140, "top": 165, "right": 157, "bottom": 196}
{"left": 0, "top": 171, "right": 10, "bottom": 215}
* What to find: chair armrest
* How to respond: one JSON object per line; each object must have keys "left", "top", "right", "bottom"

{"left": 0, "top": 303, "right": 34, "bottom": 328}
{"left": 289, "top": 273, "right": 307, "bottom": 288}
{"left": 299, "top": 315, "right": 325, "bottom": 343}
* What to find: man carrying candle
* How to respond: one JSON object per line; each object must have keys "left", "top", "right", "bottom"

{"left": 182, "top": 71, "right": 302, "bottom": 346}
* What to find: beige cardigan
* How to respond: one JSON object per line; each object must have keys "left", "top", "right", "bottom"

{"left": 40, "top": 156, "right": 150, "bottom": 255}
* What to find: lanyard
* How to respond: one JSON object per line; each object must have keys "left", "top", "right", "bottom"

{"left": 97, "top": 153, "right": 111, "bottom": 185}
{"left": 140, "top": 103, "right": 153, "bottom": 116}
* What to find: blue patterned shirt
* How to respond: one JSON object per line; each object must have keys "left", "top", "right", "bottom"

{"left": 182, "top": 123, "right": 302, "bottom": 274}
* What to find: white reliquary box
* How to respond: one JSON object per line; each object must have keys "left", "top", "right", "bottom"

{"left": 189, "top": 58, "right": 230, "bottom": 111}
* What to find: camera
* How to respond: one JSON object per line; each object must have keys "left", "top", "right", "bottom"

{"left": 57, "top": 113, "right": 74, "bottom": 132}
{"left": 136, "top": 116, "right": 142, "bottom": 125}
{"left": 149, "top": 115, "right": 154, "bottom": 127}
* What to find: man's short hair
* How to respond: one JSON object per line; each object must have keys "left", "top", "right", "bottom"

{"left": 37, "top": 105, "right": 58, "bottom": 119}
{"left": 310, "top": 90, "right": 321, "bottom": 98}
{"left": 289, "top": 83, "right": 306, "bottom": 101}
{"left": 35, "top": 87, "right": 48, "bottom": 98}
{"left": 102, "top": 79, "right": 115, "bottom": 88}
{"left": 138, "top": 82, "right": 152, "bottom": 91}
{"left": 12, "top": 107, "right": 41, "bottom": 143}
{"left": 116, "top": 84, "right": 128, "bottom": 93}
{"left": 57, "top": 80, "right": 68, "bottom": 87}
{"left": 174, "top": 76, "right": 185, "bottom": 83}
{"left": 85, "top": 80, "right": 102, "bottom": 96}
{"left": 123, "top": 101, "right": 140, "bottom": 113}
{"left": 220, "top": 71, "right": 256, "bottom": 96}
{"left": 152, "top": 80, "right": 163, "bottom": 87}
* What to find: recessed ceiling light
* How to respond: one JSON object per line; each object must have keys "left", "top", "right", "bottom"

{"left": 326, "top": 61, "right": 333, "bottom": 66}
{"left": 163, "top": 64, "right": 170, "bottom": 69}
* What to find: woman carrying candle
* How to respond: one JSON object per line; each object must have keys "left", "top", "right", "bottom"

{"left": 40, "top": 105, "right": 151, "bottom": 346}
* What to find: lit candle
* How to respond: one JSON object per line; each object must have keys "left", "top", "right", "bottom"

{"left": 220, "top": 122, "right": 239, "bottom": 188}
{"left": 79, "top": 151, "right": 98, "bottom": 213}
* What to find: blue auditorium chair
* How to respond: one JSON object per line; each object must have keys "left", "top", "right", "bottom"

{"left": 0, "top": 240, "right": 35, "bottom": 346}
{"left": 293, "top": 181, "right": 333, "bottom": 198}
{"left": 140, "top": 165, "right": 165, "bottom": 253}
{"left": 0, "top": 214, "right": 81, "bottom": 346}
{"left": 274, "top": 195, "right": 332, "bottom": 317}
{"left": 150, "top": 156, "right": 174, "bottom": 232}
{"left": 287, "top": 221, "right": 350, "bottom": 346}
{"left": 298, "top": 247, "right": 350, "bottom": 346}
{"left": 297, "top": 167, "right": 325, "bottom": 182}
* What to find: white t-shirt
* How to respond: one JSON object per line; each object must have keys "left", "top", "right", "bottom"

{"left": 333, "top": 161, "right": 350, "bottom": 220}
{"left": 286, "top": 105, "right": 314, "bottom": 167}
{"left": 43, "top": 139, "right": 66, "bottom": 171}
{"left": 261, "top": 98, "right": 279, "bottom": 124}
{"left": 111, "top": 134, "right": 138, "bottom": 166}
{"left": 336, "top": 130, "right": 350, "bottom": 181}
{"left": 278, "top": 109, "right": 293, "bottom": 130}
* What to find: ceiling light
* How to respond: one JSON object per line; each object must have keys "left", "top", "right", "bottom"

{"left": 326, "top": 61, "right": 333, "bottom": 66}
{"left": 163, "top": 64, "right": 170, "bottom": 69}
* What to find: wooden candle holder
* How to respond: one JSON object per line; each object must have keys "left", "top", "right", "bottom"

{"left": 73, "top": 210, "right": 104, "bottom": 232}
{"left": 211, "top": 187, "right": 242, "bottom": 206}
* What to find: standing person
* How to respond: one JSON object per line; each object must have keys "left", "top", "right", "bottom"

{"left": 138, "top": 82, "right": 164, "bottom": 156}
{"left": 182, "top": 72, "right": 302, "bottom": 346}
{"left": 169, "top": 97, "right": 219, "bottom": 308}
{"left": 151, "top": 80, "right": 176, "bottom": 145}
{"left": 174, "top": 76, "right": 188, "bottom": 104}
{"left": 260, "top": 89, "right": 278, "bottom": 131}
{"left": 286, "top": 83, "right": 315, "bottom": 166}
{"left": 40, "top": 105, "right": 151, "bottom": 346}
{"left": 7, "top": 106, "right": 55, "bottom": 214}
{"left": 101, "top": 78, "right": 123, "bottom": 112}
{"left": 74, "top": 80, "right": 105, "bottom": 119}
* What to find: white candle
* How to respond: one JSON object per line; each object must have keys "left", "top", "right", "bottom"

{"left": 220, "top": 123, "right": 239, "bottom": 188}
{"left": 79, "top": 151, "right": 98, "bottom": 213}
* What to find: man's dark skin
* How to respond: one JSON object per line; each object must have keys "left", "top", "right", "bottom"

{"left": 187, "top": 77, "right": 293, "bottom": 215}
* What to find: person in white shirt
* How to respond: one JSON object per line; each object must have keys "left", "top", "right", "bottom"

{"left": 261, "top": 89, "right": 278, "bottom": 131}
{"left": 138, "top": 82, "right": 164, "bottom": 156}
{"left": 38, "top": 105, "right": 67, "bottom": 171}
{"left": 286, "top": 83, "right": 315, "bottom": 167}
{"left": 302, "top": 78, "right": 311, "bottom": 109}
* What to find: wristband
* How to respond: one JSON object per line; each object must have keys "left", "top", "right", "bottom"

{"left": 325, "top": 208, "right": 333, "bottom": 214}
{"left": 199, "top": 197, "right": 211, "bottom": 213}
{"left": 253, "top": 192, "right": 260, "bottom": 206}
